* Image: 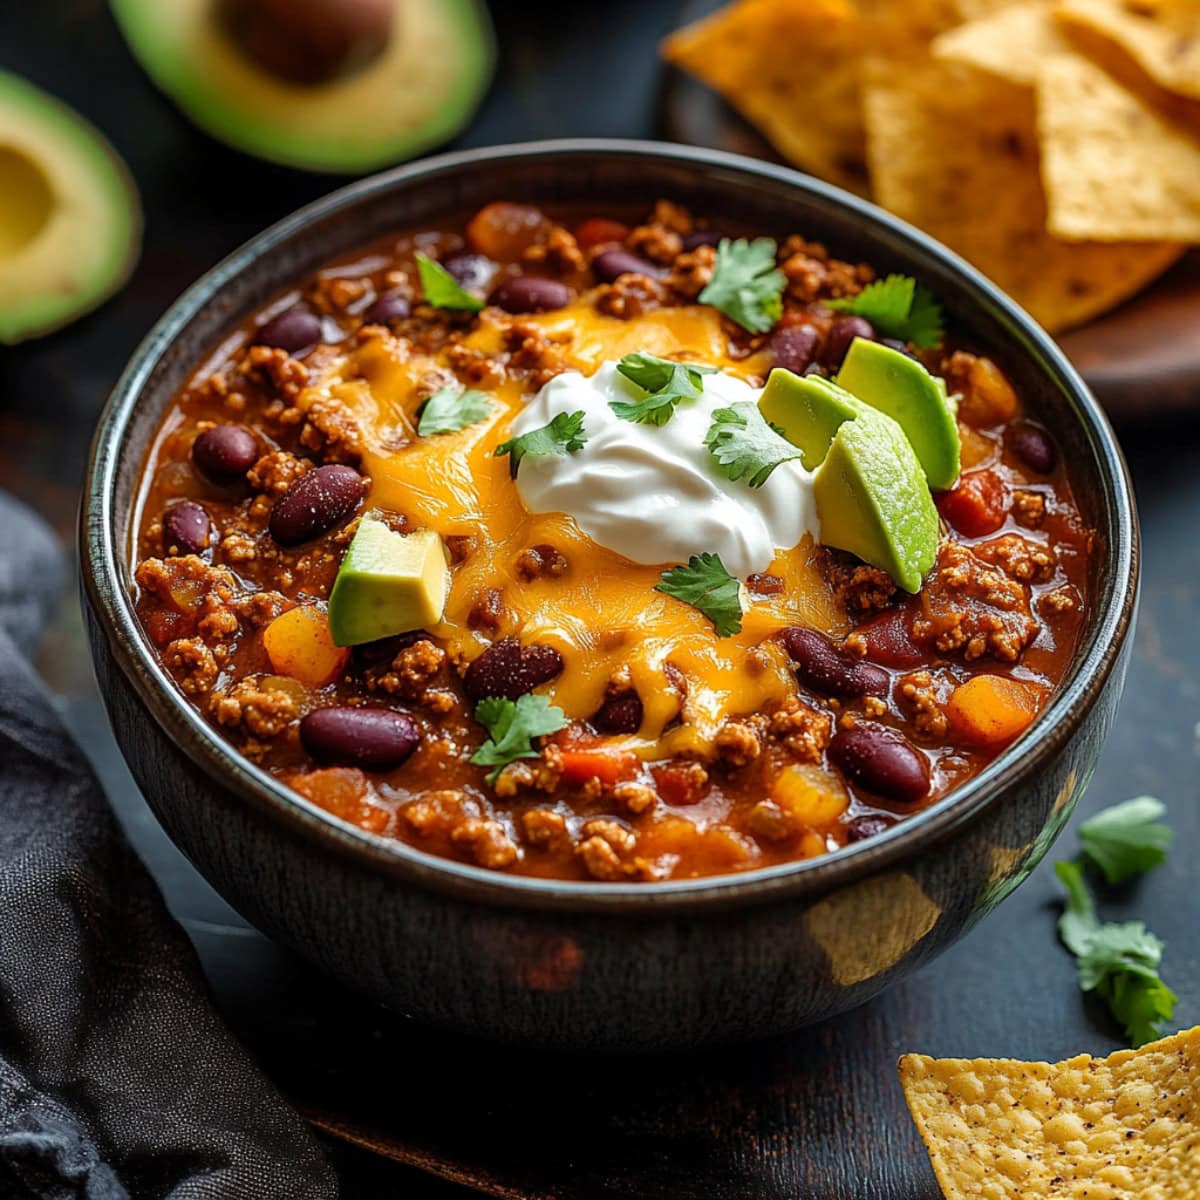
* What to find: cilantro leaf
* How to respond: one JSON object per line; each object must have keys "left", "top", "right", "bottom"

{"left": 698, "top": 238, "right": 785, "bottom": 334}
{"left": 656, "top": 553, "right": 743, "bottom": 636}
{"left": 1079, "top": 797, "right": 1173, "bottom": 885}
{"left": 1054, "top": 859, "right": 1177, "bottom": 1047}
{"left": 416, "top": 386, "right": 492, "bottom": 436}
{"left": 827, "top": 274, "right": 944, "bottom": 348}
{"left": 611, "top": 352, "right": 716, "bottom": 426}
{"left": 470, "top": 694, "right": 567, "bottom": 785}
{"left": 494, "top": 410, "right": 588, "bottom": 478}
{"left": 415, "top": 253, "right": 484, "bottom": 313}
{"left": 704, "top": 401, "right": 803, "bottom": 487}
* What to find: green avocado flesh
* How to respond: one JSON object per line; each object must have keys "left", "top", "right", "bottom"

{"left": 836, "top": 338, "right": 960, "bottom": 490}
{"left": 758, "top": 368, "right": 938, "bottom": 593}
{"left": 328, "top": 517, "right": 450, "bottom": 647}
{"left": 0, "top": 72, "right": 140, "bottom": 344}
{"left": 110, "top": 0, "right": 496, "bottom": 174}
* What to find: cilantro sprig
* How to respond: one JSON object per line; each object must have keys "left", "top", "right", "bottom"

{"left": 1055, "top": 859, "right": 1177, "bottom": 1048}
{"left": 827, "top": 274, "right": 943, "bottom": 348}
{"left": 495, "top": 410, "right": 588, "bottom": 478}
{"left": 656, "top": 553, "right": 742, "bottom": 637}
{"left": 611, "top": 351, "right": 716, "bottom": 426}
{"left": 1079, "top": 797, "right": 1173, "bottom": 885}
{"left": 415, "top": 253, "right": 484, "bottom": 313}
{"left": 470, "top": 694, "right": 567, "bottom": 785}
{"left": 704, "top": 401, "right": 802, "bottom": 488}
{"left": 698, "top": 238, "right": 785, "bottom": 334}
{"left": 416, "top": 386, "right": 492, "bottom": 436}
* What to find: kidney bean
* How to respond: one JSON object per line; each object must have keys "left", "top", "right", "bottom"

{"left": 464, "top": 637, "right": 564, "bottom": 701}
{"left": 829, "top": 723, "right": 930, "bottom": 805}
{"left": 441, "top": 252, "right": 494, "bottom": 291}
{"left": 300, "top": 706, "right": 420, "bottom": 770}
{"left": 822, "top": 316, "right": 875, "bottom": 367}
{"left": 192, "top": 424, "right": 258, "bottom": 482}
{"left": 856, "top": 609, "right": 925, "bottom": 669}
{"left": 592, "top": 692, "right": 643, "bottom": 735}
{"left": 1009, "top": 423, "right": 1057, "bottom": 474}
{"left": 256, "top": 307, "right": 321, "bottom": 354}
{"left": 362, "top": 290, "right": 410, "bottom": 324}
{"left": 682, "top": 229, "right": 722, "bottom": 251}
{"left": 268, "top": 464, "right": 364, "bottom": 547}
{"left": 844, "top": 812, "right": 895, "bottom": 843}
{"left": 489, "top": 275, "right": 570, "bottom": 314}
{"left": 780, "top": 627, "right": 889, "bottom": 699}
{"left": 769, "top": 324, "right": 820, "bottom": 375}
{"left": 880, "top": 337, "right": 918, "bottom": 360}
{"left": 162, "top": 501, "right": 211, "bottom": 556}
{"left": 591, "top": 249, "right": 661, "bottom": 284}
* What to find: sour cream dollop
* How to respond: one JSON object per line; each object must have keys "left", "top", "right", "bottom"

{"left": 509, "top": 362, "right": 819, "bottom": 578}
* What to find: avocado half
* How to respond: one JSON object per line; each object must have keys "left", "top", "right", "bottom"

{"left": 0, "top": 73, "right": 141, "bottom": 345}
{"left": 109, "top": 0, "right": 496, "bottom": 174}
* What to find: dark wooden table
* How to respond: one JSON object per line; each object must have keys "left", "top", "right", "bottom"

{"left": 3, "top": 3, "right": 1199, "bottom": 1196}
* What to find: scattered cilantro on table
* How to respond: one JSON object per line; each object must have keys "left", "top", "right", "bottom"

{"left": 656, "top": 553, "right": 742, "bottom": 637}
{"left": 1053, "top": 798, "right": 1176, "bottom": 1047}
{"left": 704, "top": 401, "right": 803, "bottom": 487}
{"left": 495, "top": 410, "right": 588, "bottom": 478}
{"left": 611, "top": 351, "right": 716, "bottom": 426}
{"left": 827, "top": 274, "right": 943, "bottom": 348}
{"left": 698, "top": 238, "right": 785, "bottom": 334}
{"left": 416, "top": 385, "right": 492, "bottom": 436}
{"left": 415, "top": 252, "right": 484, "bottom": 313}
{"left": 470, "top": 694, "right": 567, "bottom": 785}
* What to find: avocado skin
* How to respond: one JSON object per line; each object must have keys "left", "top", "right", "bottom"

{"left": 836, "top": 339, "right": 961, "bottom": 490}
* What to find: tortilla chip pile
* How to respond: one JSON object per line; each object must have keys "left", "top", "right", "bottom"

{"left": 899, "top": 1025, "right": 1200, "bottom": 1198}
{"left": 663, "top": 0, "right": 1200, "bottom": 333}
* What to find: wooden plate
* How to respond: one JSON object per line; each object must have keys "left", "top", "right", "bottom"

{"left": 661, "top": 62, "right": 1200, "bottom": 423}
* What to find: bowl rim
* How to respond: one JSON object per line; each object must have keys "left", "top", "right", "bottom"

{"left": 81, "top": 137, "right": 1138, "bottom": 913}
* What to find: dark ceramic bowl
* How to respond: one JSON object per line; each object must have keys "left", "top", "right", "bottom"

{"left": 82, "top": 140, "right": 1137, "bottom": 1051}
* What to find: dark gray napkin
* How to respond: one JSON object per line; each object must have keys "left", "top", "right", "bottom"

{"left": 0, "top": 493, "right": 338, "bottom": 1200}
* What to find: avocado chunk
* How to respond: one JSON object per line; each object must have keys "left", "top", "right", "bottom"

{"left": 328, "top": 517, "right": 450, "bottom": 647}
{"left": 813, "top": 405, "right": 939, "bottom": 594}
{"left": 110, "top": 0, "right": 495, "bottom": 174}
{"left": 836, "top": 339, "right": 960, "bottom": 489}
{"left": 0, "top": 73, "right": 140, "bottom": 344}
{"left": 757, "top": 368, "right": 861, "bottom": 470}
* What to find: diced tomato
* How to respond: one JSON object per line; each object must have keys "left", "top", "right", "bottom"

{"left": 466, "top": 202, "right": 550, "bottom": 259}
{"left": 937, "top": 469, "right": 1008, "bottom": 538}
{"left": 857, "top": 608, "right": 924, "bottom": 669}
{"left": 559, "top": 749, "right": 640, "bottom": 788}
{"left": 573, "top": 217, "right": 630, "bottom": 250}
{"left": 651, "top": 763, "right": 708, "bottom": 807}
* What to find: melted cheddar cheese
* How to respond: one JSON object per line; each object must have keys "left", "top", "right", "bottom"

{"left": 302, "top": 301, "right": 847, "bottom": 754}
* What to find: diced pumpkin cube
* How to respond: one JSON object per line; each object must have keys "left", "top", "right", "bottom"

{"left": 945, "top": 674, "right": 1041, "bottom": 747}
{"left": 771, "top": 763, "right": 849, "bottom": 829}
{"left": 262, "top": 606, "right": 349, "bottom": 688}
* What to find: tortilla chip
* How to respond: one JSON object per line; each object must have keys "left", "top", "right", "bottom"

{"left": 1057, "top": 0, "right": 1200, "bottom": 100}
{"left": 1039, "top": 51, "right": 1200, "bottom": 242}
{"left": 900, "top": 1025, "right": 1200, "bottom": 1199}
{"left": 933, "top": 0, "right": 1071, "bottom": 84}
{"left": 661, "top": 0, "right": 869, "bottom": 193}
{"left": 862, "top": 60, "right": 1182, "bottom": 331}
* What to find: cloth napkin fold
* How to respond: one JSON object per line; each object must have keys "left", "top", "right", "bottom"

{"left": 0, "top": 493, "right": 338, "bottom": 1200}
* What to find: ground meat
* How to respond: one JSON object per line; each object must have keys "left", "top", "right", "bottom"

{"left": 897, "top": 670, "right": 949, "bottom": 738}
{"left": 241, "top": 345, "right": 309, "bottom": 399}
{"left": 626, "top": 223, "right": 682, "bottom": 265}
{"left": 298, "top": 393, "right": 364, "bottom": 463}
{"left": 515, "top": 543, "right": 568, "bottom": 581}
{"left": 451, "top": 818, "right": 520, "bottom": 869}
{"left": 163, "top": 638, "right": 218, "bottom": 695}
{"left": 308, "top": 275, "right": 367, "bottom": 314}
{"left": 665, "top": 245, "right": 716, "bottom": 300}
{"left": 247, "top": 450, "right": 310, "bottom": 495}
{"left": 503, "top": 319, "right": 571, "bottom": 385}
{"left": 220, "top": 531, "right": 259, "bottom": 563}
{"left": 612, "top": 781, "right": 657, "bottom": 815}
{"left": 492, "top": 745, "right": 563, "bottom": 798}
{"left": 650, "top": 200, "right": 693, "bottom": 234}
{"left": 445, "top": 534, "right": 478, "bottom": 564}
{"left": 1012, "top": 490, "right": 1046, "bottom": 528}
{"left": 976, "top": 533, "right": 1056, "bottom": 584}
{"left": 468, "top": 587, "right": 504, "bottom": 630}
{"left": 594, "top": 274, "right": 667, "bottom": 319}
{"left": 522, "top": 225, "right": 585, "bottom": 274}
{"left": 198, "top": 607, "right": 239, "bottom": 645}
{"left": 747, "top": 572, "right": 785, "bottom": 596}
{"left": 211, "top": 676, "right": 299, "bottom": 737}
{"left": 136, "top": 555, "right": 237, "bottom": 615}
{"left": 747, "top": 800, "right": 793, "bottom": 843}
{"left": 401, "top": 790, "right": 480, "bottom": 839}
{"left": 368, "top": 639, "right": 446, "bottom": 699}
{"left": 824, "top": 554, "right": 899, "bottom": 617}
{"left": 913, "top": 542, "right": 1037, "bottom": 662}
{"left": 768, "top": 699, "right": 832, "bottom": 762}
{"left": 445, "top": 342, "right": 507, "bottom": 389}
{"left": 1041, "top": 586, "right": 1081, "bottom": 615}
{"left": 522, "top": 808, "right": 568, "bottom": 847}
{"left": 714, "top": 719, "right": 763, "bottom": 767}
{"left": 235, "top": 590, "right": 289, "bottom": 628}
{"left": 575, "top": 819, "right": 637, "bottom": 881}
